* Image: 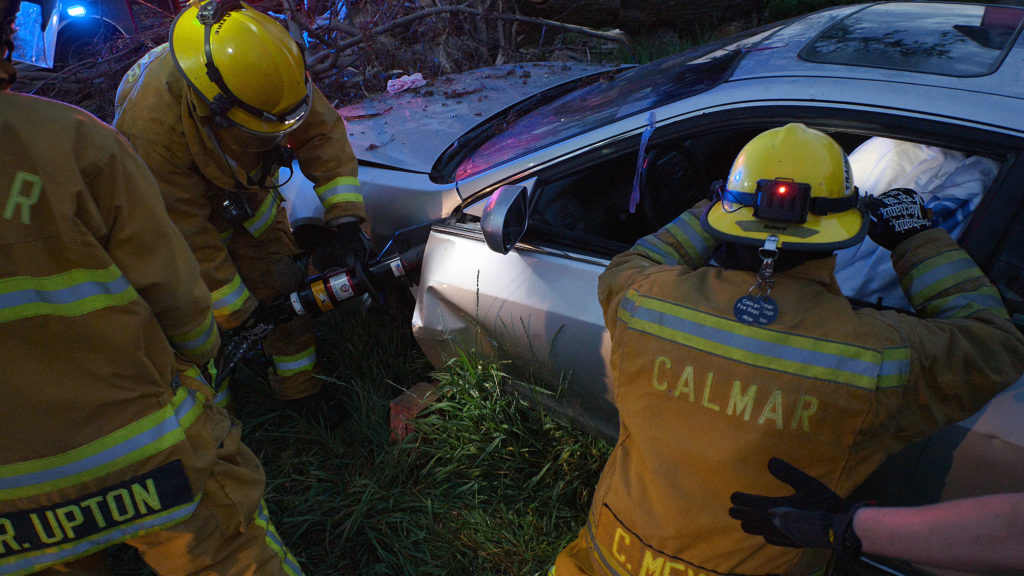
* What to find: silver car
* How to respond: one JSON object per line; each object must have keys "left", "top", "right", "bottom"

{"left": 283, "top": 0, "right": 1024, "bottom": 531}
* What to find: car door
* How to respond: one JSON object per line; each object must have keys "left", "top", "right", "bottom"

{"left": 412, "top": 181, "right": 620, "bottom": 439}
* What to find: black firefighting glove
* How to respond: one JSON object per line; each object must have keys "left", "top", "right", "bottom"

{"left": 215, "top": 302, "right": 277, "bottom": 388}
{"left": 330, "top": 219, "right": 372, "bottom": 270}
{"left": 233, "top": 301, "right": 277, "bottom": 342}
{"left": 867, "top": 188, "right": 935, "bottom": 251}
{"left": 729, "top": 458, "right": 868, "bottom": 558}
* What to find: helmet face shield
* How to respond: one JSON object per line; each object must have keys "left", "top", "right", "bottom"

{"left": 213, "top": 124, "right": 286, "bottom": 153}
{"left": 216, "top": 75, "right": 311, "bottom": 135}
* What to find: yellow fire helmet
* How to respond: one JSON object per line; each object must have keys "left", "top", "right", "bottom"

{"left": 169, "top": 0, "right": 311, "bottom": 135}
{"left": 701, "top": 123, "right": 868, "bottom": 252}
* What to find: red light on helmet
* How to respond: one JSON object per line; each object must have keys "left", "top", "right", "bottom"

{"left": 755, "top": 178, "right": 812, "bottom": 223}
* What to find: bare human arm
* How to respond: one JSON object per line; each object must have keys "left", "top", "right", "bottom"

{"left": 854, "top": 492, "right": 1024, "bottom": 573}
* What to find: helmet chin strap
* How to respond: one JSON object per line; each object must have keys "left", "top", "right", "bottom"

{"left": 199, "top": 115, "right": 291, "bottom": 201}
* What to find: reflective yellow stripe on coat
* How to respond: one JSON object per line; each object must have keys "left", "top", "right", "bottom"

{"left": 618, "top": 291, "right": 911, "bottom": 390}
{"left": 315, "top": 176, "right": 362, "bottom": 210}
{"left": 901, "top": 248, "right": 1008, "bottom": 319}
{"left": 633, "top": 209, "right": 714, "bottom": 267}
{"left": 211, "top": 273, "right": 253, "bottom": 324}
{"left": 242, "top": 193, "right": 279, "bottom": 238}
{"left": 254, "top": 500, "right": 304, "bottom": 576}
{"left": 0, "top": 265, "right": 136, "bottom": 323}
{"left": 167, "top": 312, "right": 219, "bottom": 361}
{"left": 0, "top": 387, "right": 203, "bottom": 500}
{"left": 272, "top": 347, "right": 316, "bottom": 378}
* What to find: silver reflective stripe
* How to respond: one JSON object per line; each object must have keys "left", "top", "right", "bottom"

{"left": 634, "top": 213, "right": 712, "bottom": 266}
{"left": 272, "top": 348, "right": 316, "bottom": 377}
{"left": 255, "top": 500, "right": 305, "bottom": 576}
{"left": 211, "top": 276, "right": 250, "bottom": 314}
{"left": 315, "top": 176, "right": 362, "bottom": 210}
{"left": 0, "top": 269, "right": 136, "bottom": 324}
{"left": 585, "top": 515, "right": 629, "bottom": 576}
{"left": 242, "top": 194, "right": 279, "bottom": 238}
{"left": 922, "top": 290, "right": 1007, "bottom": 320}
{"left": 0, "top": 276, "right": 131, "bottom": 307}
{"left": 171, "top": 315, "right": 218, "bottom": 354}
{"left": 903, "top": 251, "right": 982, "bottom": 305}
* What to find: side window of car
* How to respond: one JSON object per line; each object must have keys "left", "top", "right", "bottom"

{"left": 521, "top": 130, "right": 755, "bottom": 257}
{"left": 525, "top": 151, "right": 643, "bottom": 254}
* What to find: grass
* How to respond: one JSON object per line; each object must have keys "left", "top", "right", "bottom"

{"left": 111, "top": 296, "right": 611, "bottom": 575}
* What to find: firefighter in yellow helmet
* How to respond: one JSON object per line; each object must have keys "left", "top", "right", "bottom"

{"left": 0, "top": 0, "right": 304, "bottom": 573}
{"left": 113, "top": 0, "right": 368, "bottom": 425}
{"left": 549, "top": 123, "right": 1024, "bottom": 576}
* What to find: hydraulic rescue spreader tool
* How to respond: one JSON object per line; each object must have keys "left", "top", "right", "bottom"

{"left": 211, "top": 223, "right": 431, "bottom": 388}
{"left": 264, "top": 238, "right": 426, "bottom": 323}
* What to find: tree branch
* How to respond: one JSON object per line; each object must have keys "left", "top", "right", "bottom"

{"left": 323, "top": 5, "right": 631, "bottom": 54}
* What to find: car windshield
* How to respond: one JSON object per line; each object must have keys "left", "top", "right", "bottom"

{"left": 800, "top": 3, "right": 1024, "bottom": 77}
{"left": 446, "top": 26, "right": 780, "bottom": 182}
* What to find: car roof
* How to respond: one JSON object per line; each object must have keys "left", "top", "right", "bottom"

{"left": 730, "top": 3, "right": 1024, "bottom": 100}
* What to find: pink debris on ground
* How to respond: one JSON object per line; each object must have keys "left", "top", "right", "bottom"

{"left": 387, "top": 73, "right": 427, "bottom": 94}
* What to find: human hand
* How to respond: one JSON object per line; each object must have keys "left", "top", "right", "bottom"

{"left": 330, "top": 220, "right": 372, "bottom": 269}
{"left": 729, "top": 458, "right": 864, "bottom": 556}
{"left": 222, "top": 302, "right": 276, "bottom": 354}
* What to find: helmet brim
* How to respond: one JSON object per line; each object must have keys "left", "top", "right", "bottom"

{"left": 701, "top": 201, "right": 868, "bottom": 251}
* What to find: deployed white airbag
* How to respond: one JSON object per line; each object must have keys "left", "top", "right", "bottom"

{"left": 835, "top": 137, "right": 999, "bottom": 310}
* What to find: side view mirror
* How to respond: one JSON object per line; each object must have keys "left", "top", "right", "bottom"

{"left": 480, "top": 183, "right": 529, "bottom": 254}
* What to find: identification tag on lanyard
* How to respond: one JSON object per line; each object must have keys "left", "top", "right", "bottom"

{"left": 735, "top": 234, "right": 780, "bottom": 325}
{"left": 734, "top": 294, "right": 778, "bottom": 325}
